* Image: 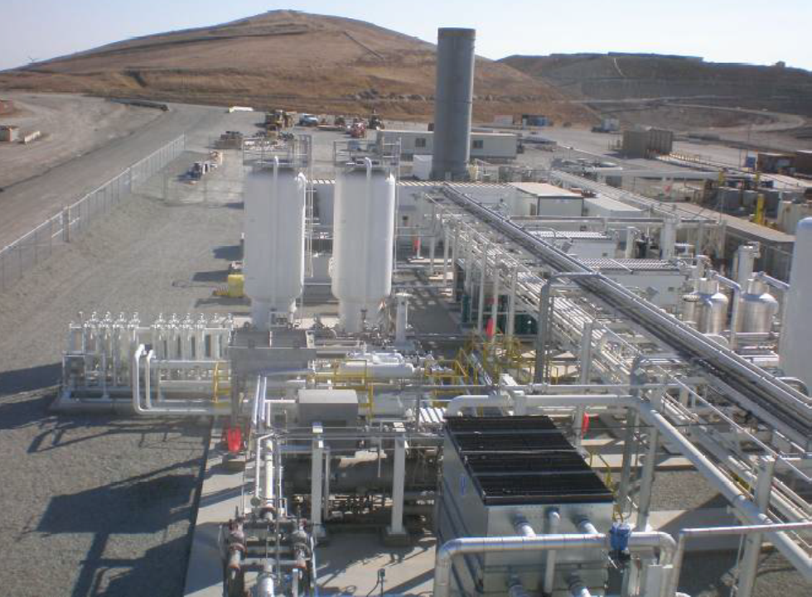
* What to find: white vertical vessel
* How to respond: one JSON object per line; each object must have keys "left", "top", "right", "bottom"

{"left": 780, "top": 217, "right": 812, "bottom": 389}
{"left": 244, "top": 160, "right": 306, "bottom": 330}
{"left": 331, "top": 160, "right": 396, "bottom": 332}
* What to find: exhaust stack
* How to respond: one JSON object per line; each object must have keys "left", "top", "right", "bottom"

{"left": 431, "top": 27, "right": 476, "bottom": 181}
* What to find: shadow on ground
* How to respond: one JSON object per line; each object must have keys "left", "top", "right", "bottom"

{"left": 37, "top": 459, "right": 203, "bottom": 597}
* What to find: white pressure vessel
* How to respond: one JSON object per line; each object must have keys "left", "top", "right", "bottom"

{"left": 780, "top": 217, "right": 812, "bottom": 389}
{"left": 331, "top": 161, "right": 396, "bottom": 332}
{"left": 244, "top": 162, "right": 306, "bottom": 330}
{"left": 337, "top": 351, "right": 416, "bottom": 379}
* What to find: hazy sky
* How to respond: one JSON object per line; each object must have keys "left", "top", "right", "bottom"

{"left": 2, "top": 0, "right": 811, "bottom": 71}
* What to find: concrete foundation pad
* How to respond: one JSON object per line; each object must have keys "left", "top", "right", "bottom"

{"left": 184, "top": 431, "right": 244, "bottom": 597}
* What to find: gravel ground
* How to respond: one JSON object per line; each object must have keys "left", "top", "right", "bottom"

{"left": 0, "top": 93, "right": 161, "bottom": 189}
{"left": 0, "top": 119, "right": 807, "bottom": 596}
{"left": 0, "top": 148, "right": 244, "bottom": 596}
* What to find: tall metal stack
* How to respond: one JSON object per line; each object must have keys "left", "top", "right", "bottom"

{"left": 431, "top": 27, "right": 476, "bottom": 181}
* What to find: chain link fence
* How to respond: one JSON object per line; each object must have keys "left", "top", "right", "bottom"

{"left": 0, "top": 136, "right": 186, "bottom": 292}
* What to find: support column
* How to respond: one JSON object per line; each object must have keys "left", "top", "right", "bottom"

{"left": 533, "top": 282, "right": 552, "bottom": 384}
{"left": 477, "top": 242, "right": 488, "bottom": 335}
{"left": 573, "top": 321, "right": 593, "bottom": 446}
{"left": 442, "top": 227, "right": 450, "bottom": 286}
{"left": 323, "top": 447, "right": 331, "bottom": 523}
{"left": 506, "top": 268, "right": 518, "bottom": 340}
{"left": 617, "top": 409, "right": 638, "bottom": 517}
{"left": 635, "top": 426, "right": 659, "bottom": 531}
{"left": 429, "top": 233, "right": 436, "bottom": 276}
{"left": 489, "top": 260, "right": 500, "bottom": 341}
{"left": 736, "top": 456, "right": 775, "bottom": 597}
{"left": 624, "top": 227, "right": 635, "bottom": 259}
{"left": 385, "top": 426, "right": 409, "bottom": 545}
{"left": 311, "top": 424, "right": 326, "bottom": 540}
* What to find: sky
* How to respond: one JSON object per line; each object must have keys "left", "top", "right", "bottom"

{"left": 2, "top": 0, "right": 811, "bottom": 71}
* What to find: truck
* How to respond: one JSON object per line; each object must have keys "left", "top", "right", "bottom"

{"left": 298, "top": 114, "right": 320, "bottom": 127}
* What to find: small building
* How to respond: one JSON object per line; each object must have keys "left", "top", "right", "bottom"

{"left": 583, "top": 195, "right": 644, "bottom": 219}
{"left": 0, "top": 125, "right": 20, "bottom": 143}
{"left": 757, "top": 152, "right": 795, "bottom": 174}
{"left": 509, "top": 182, "right": 584, "bottom": 217}
{"left": 621, "top": 127, "right": 674, "bottom": 158}
{"left": 520, "top": 114, "right": 548, "bottom": 127}
{"left": 376, "top": 129, "right": 518, "bottom": 162}
{"left": 794, "top": 150, "right": 812, "bottom": 175}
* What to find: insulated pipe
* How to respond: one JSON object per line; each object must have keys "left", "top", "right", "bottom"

{"left": 711, "top": 273, "right": 742, "bottom": 350}
{"left": 636, "top": 401, "right": 812, "bottom": 583}
{"left": 130, "top": 345, "right": 225, "bottom": 416}
{"left": 577, "top": 519, "right": 598, "bottom": 535}
{"left": 568, "top": 577, "right": 592, "bottom": 597}
{"left": 444, "top": 394, "right": 500, "bottom": 416}
{"left": 445, "top": 394, "right": 632, "bottom": 417}
{"left": 432, "top": 531, "right": 675, "bottom": 597}
{"left": 445, "top": 394, "right": 812, "bottom": 583}
{"left": 542, "top": 509, "right": 561, "bottom": 596}
{"left": 667, "top": 521, "right": 812, "bottom": 597}
{"left": 754, "top": 271, "right": 789, "bottom": 292}
{"left": 440, "top": 185, "right": 812, "bottom": 445}
{"left": 513, "top": 515, "right": 536, "bottom": 538}
{"left": 508, "top": 579, "right": 531, "bottom": 597}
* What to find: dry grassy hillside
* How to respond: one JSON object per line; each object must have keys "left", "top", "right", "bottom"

{"left": 501, "top": 53, "right": 812, "bottom": 117}
{"left": 0, "top": 11, "right": 594, "bottom": 124}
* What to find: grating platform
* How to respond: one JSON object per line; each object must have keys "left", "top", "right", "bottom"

{"left": 446, "top": 415, "right": 614, "bottom": 506}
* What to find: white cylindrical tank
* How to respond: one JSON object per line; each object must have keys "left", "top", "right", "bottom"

{"left": 682, "top": 278, "right": 729, "bottom": 335}
{"left": 780, "top": 218, "right": 812, "bottom": 388}
{"left": 740, "top": 278, "right": 779, "bottom": 334}
{"left": 244, "top": 162, "right": 306, "bottom": 330}
{"left": 331, "top": 162, "right": 396, "bottom": 332}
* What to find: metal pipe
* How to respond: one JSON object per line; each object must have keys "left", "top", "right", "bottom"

{"left": 636, "top": 426, "right": 659, "bottom": 531}
{"left": 577, "top": 519, "right": 598, "bottom": 535}
{"left": 754, "top": 271, "right": 789, "bottom": 292}
{"left": 568, "top": 577, "right": 592, "bottom": 597}
{"left": 711, "top": 272, "right": 742, "bottom": 349}
{"left": 448, "top": 389, "right": 812, "bottom": 583}
{"left": 667, "top": 521, "right": 812, "bottom": 597}
{"left": 432, "top": 531, "right": 675, "bottom": 597}
{"left": 440, "top": 185, "right": 812, "bottom": 446}
{"left": 513, "top": 515, "right": 536, "bottom": 538}
{"left": 542, "top": 509, "right": 561, "bottom": 595}
{"left": 636, "top": 401, "right": 812, "bottom": 583}
{"left": 736, "top": 457, "right": 775, "bottom": 597}
{"left": 445, "top": 393, "right": 631, "bottom": 416}
{"left": 508, "top": 578, "right": 531, "bottom": 597}
{"left": 444, "top": 394, "right": 500, "bottom": 416}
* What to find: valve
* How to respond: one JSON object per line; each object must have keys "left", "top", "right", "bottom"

{"left": 609, "top": 521, "right": 632, "bottom": 564}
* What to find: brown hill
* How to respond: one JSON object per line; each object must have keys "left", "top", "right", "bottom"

{"left": 501, "top": 53, "right": 812, "bottom": 117}
{"left": 0, "top": 11, "right": 594, "bottom": 124}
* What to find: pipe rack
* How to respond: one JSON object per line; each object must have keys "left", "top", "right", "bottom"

{"left": 439, "top": 184, "right": 812, "bottom": 448}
